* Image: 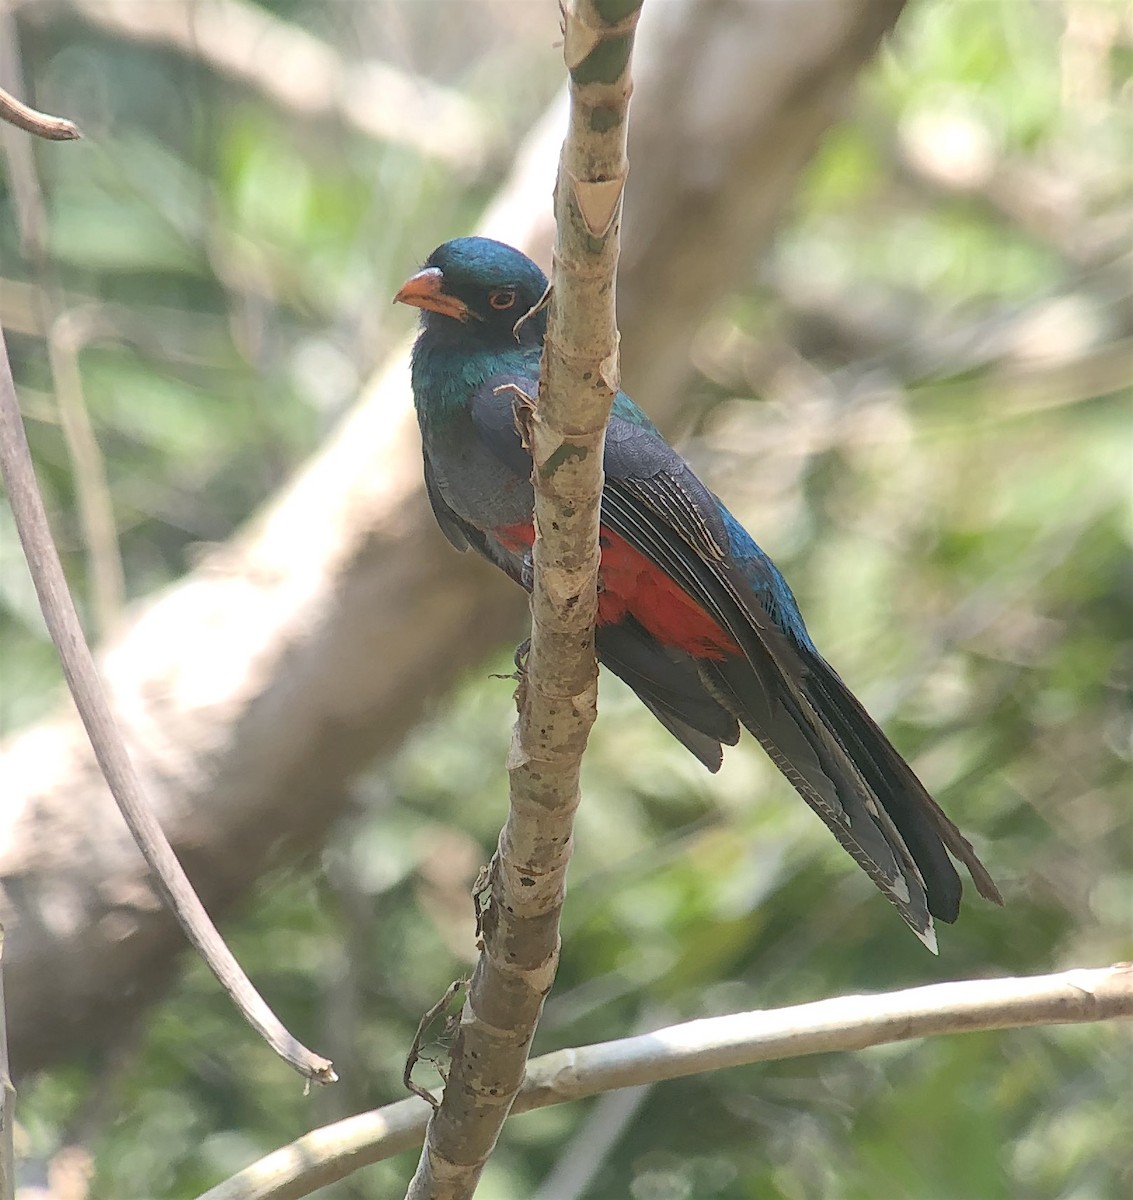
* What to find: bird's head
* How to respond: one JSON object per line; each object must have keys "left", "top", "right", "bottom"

{"left": 394, "top": 237, "right": 549, "bottom": 349}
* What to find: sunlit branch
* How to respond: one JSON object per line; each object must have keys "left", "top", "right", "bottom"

{"left": 196, "top": 965, "right": 1133, "bottom": 1200}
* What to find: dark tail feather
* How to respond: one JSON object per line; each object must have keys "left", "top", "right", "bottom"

{"left": 802, "top": 653, "right": 1003, "bottom": 918}
{"left": 702, "top": 656, "right": 941, "bottom": 950}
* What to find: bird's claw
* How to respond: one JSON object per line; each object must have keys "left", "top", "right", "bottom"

{"left": 487, "top": 637, "right": 530, "bottom": 685}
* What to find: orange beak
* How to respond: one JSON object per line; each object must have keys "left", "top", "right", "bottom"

{"left": 393, "top": 267, "right": 470, "bottom": 321}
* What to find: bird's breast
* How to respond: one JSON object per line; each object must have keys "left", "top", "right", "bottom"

{"left": 425, "top": 430, "right": 533, "bottom": 530}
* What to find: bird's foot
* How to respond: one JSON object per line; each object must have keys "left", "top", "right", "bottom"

{"left": 487, "top": 637, "right": 530, "bottom": 685}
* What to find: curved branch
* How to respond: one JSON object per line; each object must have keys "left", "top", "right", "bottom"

{"left": 0, "top": 329, "right": 334, "bottom": 1086}
{"left": 403, "top": 3, "right": 643, "bottom": 1197}
{"left": 197, "top": 965, "right": 1133, "bottom": 1200}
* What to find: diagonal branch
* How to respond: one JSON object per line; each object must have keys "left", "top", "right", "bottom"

{"left": 0, "top": 324, "right": 335, "bottom": 1087}
{"left": 402, "top": 3, "right": 643, "bottom": 1197}
{"left": 197, "top": 965, "right": 1133, "bottom": 1200}
{"left": 0, "top": 62, "right": 334, "bottom": 1089}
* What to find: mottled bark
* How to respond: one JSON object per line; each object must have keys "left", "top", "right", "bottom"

{"left": 404, "top": 3, "right": 641, "bottom": 1196}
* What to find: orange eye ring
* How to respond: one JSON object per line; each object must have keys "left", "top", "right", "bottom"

{"left": 489, "top": 288, "right": 516, "bottom": 311}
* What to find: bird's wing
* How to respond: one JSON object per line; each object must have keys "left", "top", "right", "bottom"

{"left": 469, "top": 381, "right": 995, "bottom": 940}
{"left": 423, "top": 452, "right": 471, "bottom": 552}
{"left": 602, "top": 416, "right": 968, "bottom": 944}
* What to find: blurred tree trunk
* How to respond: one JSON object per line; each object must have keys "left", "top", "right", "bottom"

{"left": 0, "top": 0, "right": 906, "bottom": 1076}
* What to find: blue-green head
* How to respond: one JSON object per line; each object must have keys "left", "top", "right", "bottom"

{"left": 394, "top": 237, "right": 549, "bottom": 351}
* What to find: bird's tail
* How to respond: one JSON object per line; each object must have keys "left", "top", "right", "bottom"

{"left": 802, "top": 653, "right": 1004, "bottom": 914}
{"left": 700, "top": 647, "right": 1001, "bottom": 949}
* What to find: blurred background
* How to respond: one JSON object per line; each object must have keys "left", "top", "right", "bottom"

{"left": 1, "top": 1, "right": 1130, "bottom": 1198}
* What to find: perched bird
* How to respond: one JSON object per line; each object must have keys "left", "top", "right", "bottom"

{"left": 396, "top": 236, "right": 1001, "bottom": 949}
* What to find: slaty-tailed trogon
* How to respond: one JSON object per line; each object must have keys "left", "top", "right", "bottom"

{"left": 396, "top": 236, "right": 1001, "bottom": 949}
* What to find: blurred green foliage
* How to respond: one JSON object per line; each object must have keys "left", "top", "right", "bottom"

{"left": 3, "top": 1, "right": 1131, "bottom": 1198}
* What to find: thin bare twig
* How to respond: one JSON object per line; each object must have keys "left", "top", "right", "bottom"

{"left": 0, "top": 20, "right": 327, "bottom": 1083}
{"left": 402, "top": 4, "right": 642, "bottom": 1197}
{"left": 0, "top": 81, "right": 79, "bottom": 141}
{"left": 531, "top": 1005, "right": 664, "bottom": 1200}
{"left": 0, "top": 325, "right": 336, "bottom": 1087}
{"left": 196, "top": 965, "right": 1133, "bottom": 1200}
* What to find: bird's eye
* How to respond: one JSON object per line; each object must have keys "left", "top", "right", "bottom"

{"left": 489, "top": 288, "right": 517, "bottom": 311}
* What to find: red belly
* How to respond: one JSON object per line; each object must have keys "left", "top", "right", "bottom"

{"left": 496, "top": 522, "right": 738, "bottom": 661}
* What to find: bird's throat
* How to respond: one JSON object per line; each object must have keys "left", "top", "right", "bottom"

{"left": 410, "top": 336, "right": 539, "bottom": 429}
